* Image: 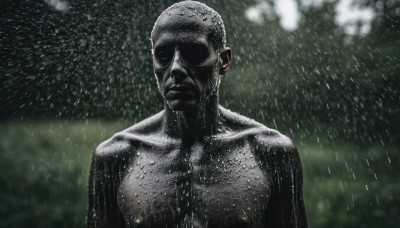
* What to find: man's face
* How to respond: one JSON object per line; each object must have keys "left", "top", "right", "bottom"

{"left": 152, "top": 12, "right": 221, "bottom": 111}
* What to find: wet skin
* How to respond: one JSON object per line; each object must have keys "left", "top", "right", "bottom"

{"left": 88, "top": 108, "right": 306, "bottom": 228}
{"left": 87, "top": 3, "right": 307, "bottom": 228}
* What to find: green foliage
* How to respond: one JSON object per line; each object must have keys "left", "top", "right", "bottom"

{"left": 216, "top": 0, "right": 399, "bottom": 143}
{"left": 297, "top": 136, "right": 400, "bottom": 227}
{"left": 0, "top": 120, "right": 128, "bottom": 228}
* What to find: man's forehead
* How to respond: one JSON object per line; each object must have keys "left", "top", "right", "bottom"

{"left": 152, "top": 7, "right": 214, "bottom": 40}
{"left": 153, "top": 30, "right": 210, "bottom": 49}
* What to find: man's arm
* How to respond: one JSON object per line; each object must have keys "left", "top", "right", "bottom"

{"left": 265, "top": 139, "right": 308, "bottom": 228}
{"left": 87, "top": 147, "right": 126, "bottom": 228}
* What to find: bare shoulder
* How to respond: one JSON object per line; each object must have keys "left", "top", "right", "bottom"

{"left": 219, "top": 106, "right": 297, "bottom": 156}
{"left": 93, "top": 111, "right": 165, "bottom": 160}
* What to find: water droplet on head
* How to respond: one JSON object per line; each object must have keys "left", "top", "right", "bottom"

{"left": 240, "top": 213, "right": 249, "bottom": 223}
{"left": 134, "top": 216, "right": 143, "bottom": 224}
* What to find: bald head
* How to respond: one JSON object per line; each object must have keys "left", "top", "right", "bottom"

{"left": 151, "top": 1, "right": 226, "bottom": 51}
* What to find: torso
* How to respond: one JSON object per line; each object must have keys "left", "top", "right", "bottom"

{"left": 102, "top": 108, "right": 283, "bottom": 228}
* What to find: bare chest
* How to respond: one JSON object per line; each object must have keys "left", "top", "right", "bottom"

{"left": 117, "top": 141, "right": 271, "bottom": 228}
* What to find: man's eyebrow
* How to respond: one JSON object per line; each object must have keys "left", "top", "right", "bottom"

{"left": 153, "top": 40, "right": 173, "bottom": 52}
{"left": 154, "top": 38, "right": 209, "bottom": 50}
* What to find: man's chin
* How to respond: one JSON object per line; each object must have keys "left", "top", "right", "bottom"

{"left": 167, "top": 99, "right": 198, "bottom": 111}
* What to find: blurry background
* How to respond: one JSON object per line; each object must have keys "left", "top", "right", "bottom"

{"left": 1, "top": 0, "right": 399, "bottom": 227}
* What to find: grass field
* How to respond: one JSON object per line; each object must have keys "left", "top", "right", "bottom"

{"left": 0, "top": 120, "right": 398, "bottom": 227}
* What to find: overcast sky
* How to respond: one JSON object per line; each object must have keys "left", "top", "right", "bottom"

{"left": 246, "top": 0, "right": 375, "bottom": 35}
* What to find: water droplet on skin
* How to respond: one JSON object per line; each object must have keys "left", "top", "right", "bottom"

{"left": 240, "top": 214, "right": 249, "bottom": 223}
{"left": 134, "top": 193, "right": 138, "bottom": 197}
{"left": 134, "top": 216, "right": 143, "bottom": 224}
{"left": 232, "top": 204, "right": 236, "bottom": 207}
{"left": 150, "top": 160, "right": 155, "bottom": 165}
{"left": 140, "top": 175, "right": 144, "bottom": 179}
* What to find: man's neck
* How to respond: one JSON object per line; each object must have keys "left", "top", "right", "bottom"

{"left": 163, "top": 95, "right": 221, "bottom": 142}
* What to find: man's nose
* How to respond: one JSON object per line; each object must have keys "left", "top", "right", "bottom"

{"left": 170, "top": 51, "right": 187, "bottom": 81}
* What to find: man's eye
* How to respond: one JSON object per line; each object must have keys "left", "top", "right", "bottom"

{"left": 181, "top": 45, "right": 209, "bottom": 64}
{"left": 183, "top": 49, "right": 208, "bottom": 64}
{"left": 156, "top": 50, "right": 173, "bottom": 63}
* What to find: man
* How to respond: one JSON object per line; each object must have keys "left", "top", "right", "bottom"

{"left": 87, "top": 1, "right": 307, "bottom": 227}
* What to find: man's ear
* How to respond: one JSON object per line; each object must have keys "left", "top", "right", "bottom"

{"left": 219, "top": 47, "right": 232, "bottom": 75}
